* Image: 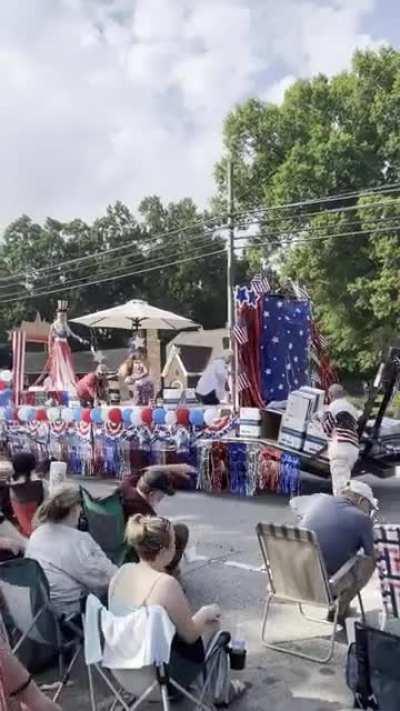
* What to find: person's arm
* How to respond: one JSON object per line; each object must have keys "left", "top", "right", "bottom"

{"left": 0, "top": 518, "right": 27, "bottom": 549}
{"left": 162, "top": 577, "right": 220, "bottom": 644}
{"left": 289, "top": 494, "right": 320, "bottom": 520}
{"left": 75, "top": 533, "right": 118, "bottom": 594}
{"left": 359, "top": 519, "right": 376, "bottom": 561}
{"left": 1, "top": 647, "right": 61, "bottom": 710}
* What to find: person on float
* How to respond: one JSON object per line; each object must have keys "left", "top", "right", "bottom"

{"left": 316, "top": 383, "right": 361, "bottom": 495}
{"left": 119, "top": 346, "right": 155, "bottom": 406}
{"left": 196, "top": 350, "right": 233, "bottom": 406}
{"left": 76, "top": 364, "right": 109, "bottom": 407}
{"left": 118, "top": 465, "right": 195, "bottom": 574}
{"left": 45, "top": 300, "right": 88, "bottom": 393}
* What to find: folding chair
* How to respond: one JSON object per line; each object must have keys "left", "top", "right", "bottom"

{"left": 9, "top": 480, "right": 45, "bottom": 536}
{"left": 84, "top": 594, "right": 231, "bottom": 711}
{"left": 374, "top": 524, "right": 400, "bottom": 619}
{"left": 0, "top": 557, "right": 83, "bottom": 703}
{"left": 256, "top": 522, "right": 365, "bottom": 663}
{"left": 80, "top": 487, "right": 131, "bottom": 566}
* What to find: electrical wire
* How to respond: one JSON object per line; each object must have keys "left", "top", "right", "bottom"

{"left": 0, "top": 214, "right": 229, "bottom": 285}
{"left": 230, "top": 181, "right": 400, "bottom": 221}
{"left": 233, "top": 222, "right": 400, "bottom": 246}
{"left": 0, "top": 232, "right": 225, "bottom": 294}
{"left": 0, "top": 246, "right": 227, "bottom": 304}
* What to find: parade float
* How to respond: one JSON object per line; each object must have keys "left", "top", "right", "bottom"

{"left": 1, "top": 285, "right": 399, "bottom": 497}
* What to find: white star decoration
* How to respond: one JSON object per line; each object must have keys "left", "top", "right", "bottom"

{"left": 277, "top": 301, "right": 283, "bottom": 308}
{"left": 264, "top": 311, "right": 270, "bottom": 317}
{"left": 286, "top": 363, "right": 291, "bottom": 370}
{"left": 272, "top": 336, "right": 279, "bottom": 343}
{"left": 265, "top": 368, "right": 272, "bottom": 375}
{"left": 299, "top": 330, "right": 304, "bottom": 336}
{"left": 288, "top": 343, "right": 293, "bottom": 350}
{"left": 294, "top": 356, "right": 299, "bottom": 362}
{"left": 131, "top": 334, "right": 146, "bottom": 350}
{"left": 278, "top": 384, "right": 284, "bottom": 390}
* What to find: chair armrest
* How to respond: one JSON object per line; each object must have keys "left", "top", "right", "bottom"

{"left": 329, "top": 553, "right": 372, "bottom": 590}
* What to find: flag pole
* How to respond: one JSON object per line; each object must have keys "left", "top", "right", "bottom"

{"left": 227, "top": 159, "right": 238, "bottom": 413}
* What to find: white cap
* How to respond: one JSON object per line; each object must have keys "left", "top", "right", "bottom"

{"left": 344, "top": 480, "right": 379, "bottom": 510}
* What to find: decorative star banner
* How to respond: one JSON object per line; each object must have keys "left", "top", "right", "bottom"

{"left": 260, "top": 295, "right": 311, "bottom": 402}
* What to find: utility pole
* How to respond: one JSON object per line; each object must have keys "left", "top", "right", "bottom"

{"left": 226, "top": 159, "right": 237, "bottom": 412}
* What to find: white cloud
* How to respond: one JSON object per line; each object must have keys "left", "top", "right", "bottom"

{"left": 0, "top": 0, "right": 385, "bottom": 224}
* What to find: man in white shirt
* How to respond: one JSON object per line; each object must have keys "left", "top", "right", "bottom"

{"left": 196, "top": 350, "right": 232, "bottom": 405}
{"left": 321, "top": 383, "right": 361, "bottom": 495}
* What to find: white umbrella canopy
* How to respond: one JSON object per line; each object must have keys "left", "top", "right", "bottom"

{"left": 71, "top": 299, "right": 199, "bottom": 331}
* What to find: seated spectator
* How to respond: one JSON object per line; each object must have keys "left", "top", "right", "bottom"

{"left": 10, "top": 452, "right": 49, "bottom": 497}
{"left": 0, "top": 510, "right": 26, "bottom": 561}
{"left": 110, "top": 515, "right": 246, "bottom": 705}
{"left": 118, "top": 464, "right": 194, "bottom": 574}
{"left": 26, "top": 488, "right": 117, "bottom": 617}
{"left": 0, "top": 611, "right": 61, "bottom": 711}
{"left": 290, "top": 480, "right": 377, "bottom": 623}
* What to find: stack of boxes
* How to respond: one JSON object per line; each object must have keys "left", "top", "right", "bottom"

{"left": 239, "top": 407, "right": 262, "bottom": 438}
{"left": 278, "top": 386, "right": 327, "bottom": 453}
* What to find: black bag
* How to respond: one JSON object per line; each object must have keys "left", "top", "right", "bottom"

{"left": 347, "top": 623, "right": 400, "bottom": 710}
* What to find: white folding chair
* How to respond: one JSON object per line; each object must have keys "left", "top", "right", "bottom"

{"left": 84, "top": 594, "right": 229, "bottom": 710}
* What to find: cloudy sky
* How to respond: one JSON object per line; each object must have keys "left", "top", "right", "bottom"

{"left": 0, "top": 0, "right": 398, "bottom": 225}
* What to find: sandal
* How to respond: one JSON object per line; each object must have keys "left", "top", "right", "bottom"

{"left": 214, "top": 680, "right": 249, "bottom": 708}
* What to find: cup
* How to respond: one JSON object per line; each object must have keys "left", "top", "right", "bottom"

{"left": 229, "top": 639, "right": 247, "bottom": 670}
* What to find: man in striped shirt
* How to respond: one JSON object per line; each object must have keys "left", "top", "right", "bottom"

{"left": 322, "top": 384, "right": 360, "bottom": 495}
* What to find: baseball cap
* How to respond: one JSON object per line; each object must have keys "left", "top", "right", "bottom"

{"left": 344, "top": 480, "right": 379, "bottom": 510}
{"left": 141, "top": 469, "right": 175, "bottom": 496}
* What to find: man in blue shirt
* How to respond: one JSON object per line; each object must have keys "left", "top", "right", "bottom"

{"left": 290, "top": 480, "right": 377, "bottom": 622}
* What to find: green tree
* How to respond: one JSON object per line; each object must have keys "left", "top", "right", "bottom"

{"left": 215, "top": 47, "right": 400, "bottom": 374}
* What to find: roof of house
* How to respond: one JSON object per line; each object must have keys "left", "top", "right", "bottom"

{"left": 167, "top": 328, "right": 229, "bottom": 361}
{"left": 177, "top": 345, "right": 212, "bottom": 374}
{"left": 25, "top": 348, "right": 128, "bottom": 375}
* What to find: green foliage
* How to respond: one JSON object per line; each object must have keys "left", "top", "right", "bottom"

{"left": 215, "top": 47, "right": 400, "bottom": 375}
{"left": 0, "top": 198, "right": 243, "bottom": 344}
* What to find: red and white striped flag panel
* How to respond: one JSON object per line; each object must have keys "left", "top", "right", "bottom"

{"left": 233, "top": 323, "right": 248, "bottom": 346}
{"left": 250, "top": 274, "right": 270, "bottom": 294}
{"left": 12, "top": 330, "right": 26, "bottom": 405}
{"left": 238, "top": 371, "right": 251, "bottom": 392}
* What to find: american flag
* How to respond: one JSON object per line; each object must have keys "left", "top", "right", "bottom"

{"left": 233, "top": 321, "right": 248, "bottom": 346}
{"left": 290, "top": 281, "right": 309, "bottom": 301}
{"left": 238, "top": 371, "right": 251, "bottom": 392}
{"left": 12, "top": 329, "right": 26, "bottom": 406}
{"left": 250, "top": 274, "right": 270, "bottom": 295}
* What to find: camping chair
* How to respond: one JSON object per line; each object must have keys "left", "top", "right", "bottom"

{"left": 0, "top": 557, "right": 83, "bottom": 703}
{"left": 80, "top": 487, "right": 132, "bottom": 566}
{"left": 9, "top": 480, "right": 45, "bottom": 536}
{"left": 374, "top": 524, "right": 400, "bottom": 619}
{"left": 256, "top": 522, "right": 366, "bottom": 663}
{"left": 84, "top": 593, "right": 231, "bottom": 711}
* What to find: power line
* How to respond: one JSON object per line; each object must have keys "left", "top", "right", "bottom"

{"left": 237, "top": 223, "right": 400, "bottom": 250}
{"left": 231, "top": 182, "right": 400, "bottom": 221}
{"left": 233, "top": 221, "right": 400, "bottom": 245}
{"left": 0, "top": 213, "right": 228, "bottom": 285}
{"left": 0, "top": 232, "right": 225, "bottom": 294}
{"left": 0, "top": 246, "right": 227, "bottom": 305}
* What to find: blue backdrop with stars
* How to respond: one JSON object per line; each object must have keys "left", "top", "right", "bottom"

{"left": 260, "top": 295, "right": 311, "bottom": 402}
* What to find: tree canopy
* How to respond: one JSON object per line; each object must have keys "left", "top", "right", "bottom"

{"left": 215, "top": 47, "right": 400, "bottom": 375}
{"left": 0, "top": 198, "right": 246, "bottom": 346}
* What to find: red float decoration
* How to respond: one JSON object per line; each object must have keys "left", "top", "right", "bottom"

{"left": 141, "top": 407, "right": 153, "bottom": 427}
{"left": 81, "top": 408, "right": 92, "bottom": 424}
{"left": 36, "top": 409, "right": 48, "bottom": 422}
{"left": 108, "top": 408, "right": 122, "bottom": 424}
{"left": 176, "top": 407, "right": 190, "bottom": 427}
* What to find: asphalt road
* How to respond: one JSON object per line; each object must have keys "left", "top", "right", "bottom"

{"left": 55, "top": 470, "right": 400, "bottom": 710}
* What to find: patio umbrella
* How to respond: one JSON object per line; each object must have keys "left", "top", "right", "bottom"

{"left": 71, "top": 299, "right": 199, "bottom": 331}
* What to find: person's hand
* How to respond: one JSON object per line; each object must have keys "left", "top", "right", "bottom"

{"left": 21, "top": 685, "right": 62, "bottom": 711}
{"left": 199, "top": 604, "right": 221, "bottom": 624}
{"left": 0, "top": 537, "right": 23, "bottom": 556}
